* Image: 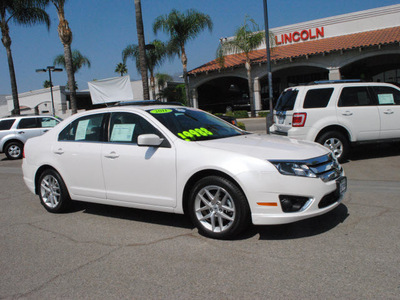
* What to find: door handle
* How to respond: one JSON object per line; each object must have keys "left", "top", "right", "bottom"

{"left": 342, "top": 111, "right": 353, "bottom": 116}
{"left": 383, "top": 110, "right": 394, "bottom": 115}
{"left": 104, "top": 151, "right": 119, "bottom": 159}
{"left": 43, "top": 129, "right": 49, "bottom": 133}
{"left": 18, "top": 131, "right": 25, "bottom": 134}
{"left": 54, "top": 148, "right": 64, "bottom": 155}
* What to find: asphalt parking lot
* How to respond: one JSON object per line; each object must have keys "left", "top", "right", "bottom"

{"left": 1, "top": 142, "right": 399, "bottom": 299}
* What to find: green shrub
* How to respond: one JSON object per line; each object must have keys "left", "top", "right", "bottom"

{"left": 237, "top": 122, "right": 246, "bottom": 130}
{"left": 233, "top": 110, "right": 249, "bottom": 118}
{"left": 258, "top": 111, "right": 269, "bottom": 118}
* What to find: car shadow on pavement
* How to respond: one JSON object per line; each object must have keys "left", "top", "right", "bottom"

{"left": 244, "top": 204, "right": 349, "bottom": 240}
{"left": 69, "top": 201, "right": 348, "bottom": 240}
{"left": 72, "top": 201, "right": 194, "bottom": 230}
{"left": 346, "top": 142, "right": 400, "bottom": 162}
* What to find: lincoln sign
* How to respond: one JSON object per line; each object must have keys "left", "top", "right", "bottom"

{"left": 275, "top": 27, "right": 325, "bottom": 45}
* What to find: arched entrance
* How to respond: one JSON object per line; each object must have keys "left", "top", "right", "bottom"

{"left": 258, "top": 65, "right": 329, "bottom": 108}
{"left": 341, "top": 53, "right": 400, "bottom": 84}
{"left": 197, "top": 76, "right": 249, "bottom": 113}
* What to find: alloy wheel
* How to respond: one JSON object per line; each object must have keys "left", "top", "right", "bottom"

{"left": 324, "top": 137, "right": 343, "bottom": 159}
{"left": 40, "top": 175, "right": 61, "bottom": 209}
{"left": 194, "top": 185, "right": 236, "bottom": 233}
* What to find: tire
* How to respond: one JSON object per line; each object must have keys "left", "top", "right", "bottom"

{"left": 317, "top": 131, "right": 349, "bottom": 163}
{"left": 38, "top": 169, "right": 71, "bottom": 213}
{"left": 5, "top": 141, "right": 23, "bottom": 160}
{"left": 188, "top": 176, "right": 250, "bottom": 239}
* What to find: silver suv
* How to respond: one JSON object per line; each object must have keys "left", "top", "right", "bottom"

{"left": 0, "top": 115, "right": 60, "bottom": 159}
{"left": 271, "top": 81, "right": 400, "bottom": 162}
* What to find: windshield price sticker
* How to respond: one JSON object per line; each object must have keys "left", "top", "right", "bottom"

{"left": 178, "top": 127, "right": 213, "bottom": 141}
{"left": 150, "top": 109, "right": 172, "bottom": 114}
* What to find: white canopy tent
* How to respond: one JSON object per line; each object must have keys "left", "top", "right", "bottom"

{"left": 88, "top": 75, "right": 134, "bottom": 105}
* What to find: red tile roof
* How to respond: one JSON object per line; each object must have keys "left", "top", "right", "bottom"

{"left": 189, "top": 26, "right": 400, "bottom": 75}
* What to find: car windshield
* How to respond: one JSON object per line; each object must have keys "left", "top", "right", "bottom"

{"left": 275, "top": 89, "right": 298, "bottom": 111}
{"left": 147, "top": 107, "right": 246, "bottom": 141}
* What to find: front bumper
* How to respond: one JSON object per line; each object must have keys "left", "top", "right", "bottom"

{"left": 236, "top": 169, "right": 346, "bottom": 225}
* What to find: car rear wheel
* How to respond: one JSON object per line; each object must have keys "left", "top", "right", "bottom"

{"left": 317, "top": 131, "right": 349, "bottom": 163}
{"left": 189, "top": 176, "right": 250, "bottom": 239}
{"left": 5, "top": 141, "right": 23, "bottom": 160}
{"left": 39, "top": 169, "right": 71, "bottom": 213}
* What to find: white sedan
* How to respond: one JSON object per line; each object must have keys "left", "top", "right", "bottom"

{"left": 22, "top": 104, "right": 346, "bottom": 239}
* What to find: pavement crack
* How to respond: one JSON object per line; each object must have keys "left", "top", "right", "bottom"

{"left": 12, "top": 247, "right": 120, "bottom": 299}
{"left": 27, "top": 222, "right": 196, "bottom": 248}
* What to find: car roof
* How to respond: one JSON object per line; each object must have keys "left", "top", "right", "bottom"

{"left": 286, "top": 81, "right": 399, "bottom": 90}
{"left": 67, "top": 104, "right": 190, "bottom": 117}
{"left": 0, "top": 115, "right": 54, "bottom": 120}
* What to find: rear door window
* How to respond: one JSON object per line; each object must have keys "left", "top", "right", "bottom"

{"left": 59, "top": 113, "right": 106, "bottom": 142}
{"left": 0, "top": 119, "right": 15, "bottom": 130}
{"left": 17, "top": 118, "right": 39, "bottom": 129}
{"left": 275, "top": 89, "right": 298, "bottom": 111}
{"left": 303, "top": 88, "right": 334, "bottom": 108}
{"left": 338, "top": 87, "right": 375, "bottom": 107}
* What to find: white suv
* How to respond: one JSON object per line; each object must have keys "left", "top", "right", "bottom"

{"left": 271, "top": 81, "right": 400, "bottom": 162}
{"left": 0, "top": 115, "right": 60, "bottom": 159}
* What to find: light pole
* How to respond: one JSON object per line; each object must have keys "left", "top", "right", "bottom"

{"left": 263, "top": 0, "right": 274, "bottom": 134}
{"left": 36, "top": 66, "right": 63, "bottom": 116}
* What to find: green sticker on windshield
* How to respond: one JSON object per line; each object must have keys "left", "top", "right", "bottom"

{"left": 150, "top": 109, "right": 172, "bottom": 114}
{"left": 177, "top": 127, "right": 213, "bottom": 141}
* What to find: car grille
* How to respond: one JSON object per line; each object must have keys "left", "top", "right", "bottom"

{"left": 306, "top": 153, "right": 343, "bottom": 182}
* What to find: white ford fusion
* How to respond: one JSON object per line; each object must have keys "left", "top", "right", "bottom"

{"left": 22, "top": 103, "right": 347, "bottom": 239}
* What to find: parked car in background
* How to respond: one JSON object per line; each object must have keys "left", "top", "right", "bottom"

{"left": 0, "top": 115, "right": 60, "bottom": 159}
{"left": 22, "top": 104, "right": 346, "bottom": 239}
{"left": 217, "top": 114, "right": 238, "bottom": 127}
{"left": 271, "top": 80, "right": 400, "bottom": 162}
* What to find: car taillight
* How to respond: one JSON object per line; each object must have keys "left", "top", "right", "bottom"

{"left": 22, "top": 149, "right": 25, "bottom": 159}
{"left": 292, "top": 113, "right": 307, "bottom": 127}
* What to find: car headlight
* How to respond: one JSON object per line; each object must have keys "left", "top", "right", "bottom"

{"left": 269, "top": 161, "right": 317, "bottom": 178}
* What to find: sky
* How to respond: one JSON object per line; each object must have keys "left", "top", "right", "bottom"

{"left": 1, "top": 0, "right": 399, "bottom": 95}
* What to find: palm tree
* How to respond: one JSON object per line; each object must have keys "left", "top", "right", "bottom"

{"left": 217, "top": 17, "right": 264, "bottom": 117}
{"left": 155, "top": 73, "right": 172, "bottom": 91}
{"left": 153, "top": 9, "right": 213, "bottom": 106}
{"left": 43, "top": 80, "right": 52, "bottom": 88}
{"left": 115, "top": 62, "right": 128, "bottom": 76}
{"left": 1, "top": 0, "right": 50, "bottom": 115}
{"left": 53, "top": 49, "right": 90, "bottom": 83}
{"left": 155, "top": 73, "right": 172, "bottom": 101}
{"left": 123, "top": 40, "right": 168, "bottom": 100}
{"left": 134, "top": 0, "right": 149, "bottom": 100}
{"left": 49, "top": 0, "right": 79, "bottom": 114}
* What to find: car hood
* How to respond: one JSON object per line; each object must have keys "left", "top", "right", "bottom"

{"left": 197, "top": 133, "right": 329, "bottom": 160}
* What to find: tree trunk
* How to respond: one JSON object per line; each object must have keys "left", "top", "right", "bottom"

{"left": 63, "top": 44, "right": 77, "bottom": 114}
{"left": 55, "top": 5, "right": 77, "bottom": 114}
{"left": 149, "top": 70, "right": 156, "bottom": 100}
{"left": 181, "top": 45, "right": 190, "bottom": 106}
{"left": 245, "top": 59, "right": 255, "bottom": 117}
{"left": 134, "top": 0, "right": 150, "bottom": 100}
{"left": 1, "top": 26, "right": 20, "bottom": 115}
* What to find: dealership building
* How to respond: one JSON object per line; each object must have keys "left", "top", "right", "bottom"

{"left": 188, "top": 4, "right": 400, "bottom": 113}
{"left": 2, "top": 4, "right": 399, "bottom": 117}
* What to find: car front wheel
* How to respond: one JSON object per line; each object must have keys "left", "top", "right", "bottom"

{"left": 5, "top": 141, "right": 23, "bottom": 160}
{"left": 38, "top": 169, "right": 71, "bottom": 213}
{"left": 189, "top": 176, "right": 250, "bottom": 239}
{"left": 317, "top": 131, "right": 349, "bottom": 163}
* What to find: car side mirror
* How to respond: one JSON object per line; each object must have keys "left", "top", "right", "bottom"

{"left": 137, "top": 134, "right": 164, "bottom": 147}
